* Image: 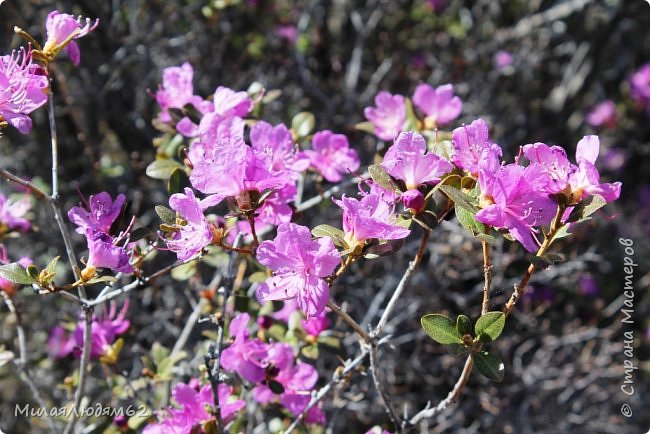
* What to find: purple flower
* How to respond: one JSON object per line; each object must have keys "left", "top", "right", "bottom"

{"left": 43, "top": 11, "right": 99, "bottom": 65}
{"left": 586, "top": 100, "right": 617, "bottom": 128}
{"left": 250, "top": 120, "right": 310, "bottom": 178}
{"left": 155, "top": 63, "right": 204, "bottom": 124}
{"left": 68, "top": 192, "right": 126, "bottom": 236}
{"left": 522, "top": 142, "right": 573, "bottom": 194}
{"left": 426, "top": 0, "right": 446, "bottom": 13}
{"left": 334, "top": 193, "right": 411, "bottom": 246}
{"left": 302, "top": 310, "right": 329, "bottom": 338}
{"left": 0, "top": 48, "right": 49, "bottom": 134}
{"left": 400, "top": 189, "right": 425, "bottom": 213}
{"left": 452, "top": 119, "right": 502, "bottom": 175}
{"left": 213, "top": 86, "right": 252, "bottom": 118}
{"left": 189, "top": 115, "right": 287, "bottom": 203}
{"left": 276, "top": 25, "right": 298, "bottom": 43}
{"left": 630, "top": 63, "right": 650, "bottom": 114}
{"left": 567, "top": 136, "right": 621, "bottom": 203}
{"left": 578, "top": 273, "right": 599, "bottom": 297}
{"left": 412, "top": 83, "right": 462, "bottom": 127}
{"left": 143, "top": 382, "right": 244, "bottom": 433}
{"left": 305, "top": 130, "right": 360, "bottom": 183}
{"left": 49, "top": 301, "right": 130, "bottom": 359}
{"left": 364, "top": 92, "right": 406, "bottom": 141}
{"left": 86, "top": 231, "right": 133, "bottom": 273}
{"left": 0, "top": 193, "right": 32, "bottom": 233}
{"left": 476, "top": 163, "right": 556, "bottom": 252}
{"left": 494, "top": 51, "right": 513, "bottom": 70}
{"left": 221, "top": 312, "right": 270, "bottom": 383}
{"left": 167, "top": 188, "right": 222, "bottom": 261}
{"left": 252, "top": 343, "right": 325, "bottom": 425}
{"left": 382, "top": 131, "right": 453, "bottom": 190}
{"left": 256, "top": 223, "right": 340, "bottom": 317}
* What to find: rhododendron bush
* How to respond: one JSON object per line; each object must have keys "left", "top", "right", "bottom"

{"left": 0, "top": 2, "right": 648, "bottom": 434}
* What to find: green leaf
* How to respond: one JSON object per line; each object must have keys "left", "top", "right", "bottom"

{"left": 526, "top": 253, "right": 563, "bottom": 270}
{"left": 456, "top": 314, "right": 472, "bottom": 336}
{"left": 268, "top": 380, "right": 285, "bottom": 395}
{"left": 155, "top": 205, "right": 176, "bottom": 225}
{"left": 311, "top": 224, "right": 345, "bottom": 247}
{"left": 421, "top": 314, "right": 461, "bottom": 344}
{"left": 474, "top": 351, "right": 505, "bottom": 381}
{"left": 291, "top": 111, "right": 315, "bottom": 138}
{"left": 85, "top": 275, "right": 118, "bottom": 285}
{"left": 455, "top": 204, "right": 485, "bottom": 235}
{"left": 447, "top": 343, "right": 470, "bottom": 358}
{"left": 129, "top": 227, "right": 152, "bottom": 243}
{"left": 354, "top": 121, "right": 375, "bottom": 134}
{"left": 171, "top": 261, "right": 197, "bottom": 281}
{"left": 167, "top": 167, "right": 190, "bottom": 194}
{"left": 300, "top": 344, "right": 319, "bottom": 360}
{"left": 439, "top": 185, "right": 477, "bottom": 213}
{"left": 26, "top": 265, "right": 39, "bottom": 280}
{"left": 475, "top": 233, "right": 496, "bottom": 245}
{"left": 146, "top": 159, "right": 182, "bottom": 180}
{"left": 403, "top": 98, "right": 420, "bottom": 131}
{"left": 565, "top": 194, "right": 606, "bottom": 224}
{"left": 474, "top": 311, "right": 506, "bottom": 342}
{"left": 368, "top": 164, "right": 398, "bottom": 193}
{"left": 45, "top": 256, "right": 60, "bottom": 276}
{"left": 363, "top": 238, "right": 405, "bottom": 258}
{"left": 0, "top": 263, "right": 36, "bottom": 285}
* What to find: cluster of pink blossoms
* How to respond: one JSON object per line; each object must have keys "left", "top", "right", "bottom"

{"left": 0, "top": 48, "right": 48, "bottom": 134}
{"left": 67, "top": 191, "right": 134, "bottom": 275}
{"left": 47, "top": 301, "right": 130, "bottom": 359}
{"left": 144, "top": 380, "right": 244, "bottom": 433}
{"left": 155, "top": 63, "right": 359, "bottom": 261}
{"left": 220, "top": 312, "right": 326, "bottom": 423}
{"left": 364, "top": 83, "right": 462, "bottom": 140}
{"left": 0, "top": 10, "right": 97, "bottom": 134}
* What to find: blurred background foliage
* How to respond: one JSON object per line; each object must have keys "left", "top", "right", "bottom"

{"left": 1, "top": 0, "right": 649, "bottom": 433}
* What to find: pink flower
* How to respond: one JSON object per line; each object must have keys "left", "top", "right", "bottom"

{"left": 586, "top": 100, "right": 617, "bottom": 128}
{"left": 250, "top": 120, "right": 310, "bottom": 178}
{"left": 221, "top": 312, "right": 270, "bottom": 383}
{"left": 68, "top": 192, "right": 126, "bottom": 236}
{"left": 567, "top": 136, "right": 621, "bottom": 203}
{"left": 305, "top": 130, "right": 360, "bottom": 183}
{"left": 302, "top": 311, "right": 329, "bottom": 338}
{"left": 49, "top": 301, "right": 130, "bottom": 359}
{"left": 189, "top": 115, "right": 288, "bottom": 203}
{"left": 364, "top": 92, "right": 406, "bottom": 141}
{"left": 494, "top": 51, "right": 513, "bottom": 70}
{"left": 252, "top": 343, "right": 325, "bottom": 425}
{"left": 334, "top": 193, "right": 411, "bottom": 246}
{"left": 382, "top": 131, "right": 453, "bottom": 190}
{"left": 412, "top": 83, "right": 462, "bottom": 127}
{"left": 213, "top": 86, "right": 252, "bottom": 118}
{"left": 452, "top": 119, "right": 502, "bottom": 175}
{"left": 630, "top": 63, "right": 650, "bottom": 114}
{"left": 476, "top": 163, "right": 556, "bottom": 252}
{"left": 0, "top": 193, "right": 32, "bottom": 233}
{"left": 523, "top": 136, "right": 621, "bottom": 203}
{"left": 522, "top": 142, "right": 573, "bottom": 194}
{"left": 166, "top": 188, "right": 222, "bottom": 261}
{"left": 86, "top": 232, "right": 133, "bottom": 273}
{"left": 155, "top": 63, "right": 204, "bottom": 124}
{"left": 276, "top": 25, "right": 298, "bottom": 43}
{"left": 0, "top": 48, "right": 49, "bottom": 134}
{"left": 43, "top": 11, "right": 99, "bottom": 65}
{"left": 143, "top": 382, "right": 244, "bottom": 433}
{"left": 256, "top": 223, "right": 340, "bottom": 317}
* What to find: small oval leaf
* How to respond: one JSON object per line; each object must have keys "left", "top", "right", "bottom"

{"left": 421, "top": 314, "right": 461, "bottom": 344}
{"left": 291, "top": 111, "right": 315, "bottom": 138}
{"left": 456, "top": 314, "right": 472, "bottom": 336}
{"left": 146, "top": 159, "right": 182, "bottom": 180}
{"left": 0, "top": 263, "right": 36, "bottom": 285}
{"left": 474, "top": 311, "right": 506, "bottom": 342}
{"left": 474, "top": 351, "right": 505, "bottom": 382}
